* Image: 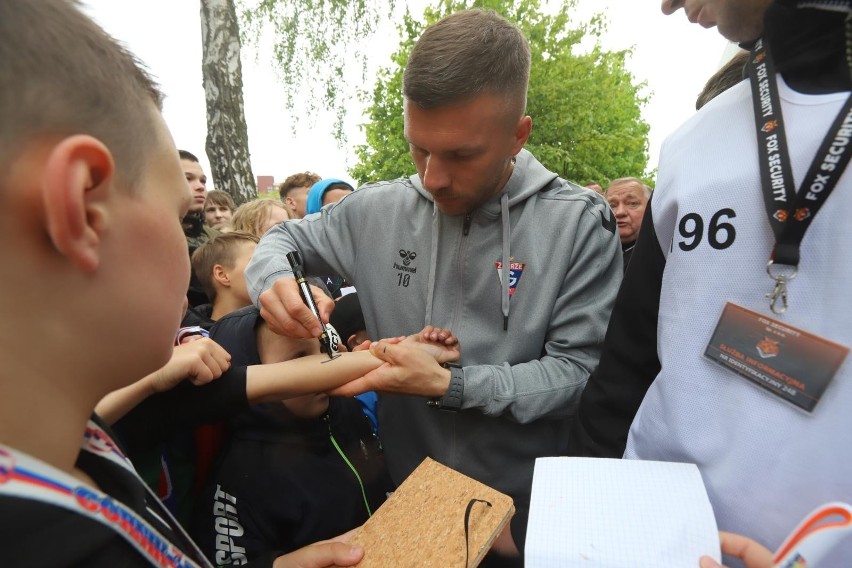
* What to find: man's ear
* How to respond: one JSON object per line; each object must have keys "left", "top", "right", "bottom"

{"left": 41, "top": 135, "right": 116, "bottom": 272}
{"left": 511, "top": 115, "right": 533, "bottom": 156}
{"left": 212, "top": 263, "right": 231, "bottom": 288}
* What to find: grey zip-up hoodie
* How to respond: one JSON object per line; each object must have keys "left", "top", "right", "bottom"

{"left": 245, "top": 149, "right": 621, "bottom": 516}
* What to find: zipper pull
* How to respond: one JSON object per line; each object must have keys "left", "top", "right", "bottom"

{"left": 463, "top": 213, "right": 472, "bottom": 236}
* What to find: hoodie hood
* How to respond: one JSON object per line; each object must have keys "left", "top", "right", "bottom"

{"left": 306, "top": 178, "right": 354, "bottom": 215}
{"left": 409, "top": 149, "right": 559, "bottom": 330}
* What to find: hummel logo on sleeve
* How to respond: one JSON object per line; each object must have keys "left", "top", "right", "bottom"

{"left": 600, "top": 209, "right": 616, "bottom": 234}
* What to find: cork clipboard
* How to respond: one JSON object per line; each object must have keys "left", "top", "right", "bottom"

{"left": 350, "top": 457, "right": 514, "bottom": 567}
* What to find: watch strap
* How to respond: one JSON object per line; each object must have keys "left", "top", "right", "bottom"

{"left": 427, "top": 363, "right": 463, "bottom": 411}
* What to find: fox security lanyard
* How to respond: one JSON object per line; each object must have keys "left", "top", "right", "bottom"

{"left": 748, "top": 38, "right": 852, "bottom": 313}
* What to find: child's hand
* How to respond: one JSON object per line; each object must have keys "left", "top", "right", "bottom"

{"left": 147, "top": 338, "right": 232, "bottom": 393}
{"left": 400, "top": 325, "right": 460, "bottom": 364}
{"left": 351, "top": 335, "right": 409, "bottom": 353}
{"left": 350, "top": 339, "right": 373, "bottom": 352}
{"left": 179, "top": 333, "right": 205, "bottom": 344}
{"left": 418, "top": 325, "right": 459, "bottom": 346}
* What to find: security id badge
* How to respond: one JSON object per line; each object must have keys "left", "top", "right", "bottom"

{"left": 704, "top": 303, "right": 849, "bottom": 412}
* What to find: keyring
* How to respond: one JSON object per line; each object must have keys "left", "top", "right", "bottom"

{"left": 766, "top": 259, "right": 798, "bottom": 281}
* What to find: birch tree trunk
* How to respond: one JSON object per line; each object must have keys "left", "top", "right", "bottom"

{"left": 200, "top": 0, "right": 255, "bottom": 205}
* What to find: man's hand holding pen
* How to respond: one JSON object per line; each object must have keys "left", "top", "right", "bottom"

{"left": 282, "top": 251, "right": 340, "bottom": 360}
{"left": 259, "top": 277, "right": 335, "bottom": 339}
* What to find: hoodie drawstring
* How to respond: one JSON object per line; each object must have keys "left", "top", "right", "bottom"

{"left": 500, "top": 191, "right": 511, "bottom": 331}
{"left": 424, "top": 203, "right": 440, "bottom": 327}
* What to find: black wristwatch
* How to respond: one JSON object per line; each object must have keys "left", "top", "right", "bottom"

{"left": 426, "top": 362, "right": 464, "bottom": 411}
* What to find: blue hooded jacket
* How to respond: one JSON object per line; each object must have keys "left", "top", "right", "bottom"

{"left": 306, "top": 178, "right": 354, "bottom": 215}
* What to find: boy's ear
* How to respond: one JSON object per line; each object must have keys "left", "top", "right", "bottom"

{"left": 212, "top": 263, "right": 231, "bottom": 288}
{"left": 41, "top": 135, "right": 116, "bottom": 272}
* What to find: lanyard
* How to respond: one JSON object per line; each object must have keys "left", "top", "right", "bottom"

{"left": 748, "top": 38, "right": 852, "bottom": 313}
{"left": 82, "top": 420, "right": 212, "bottom": 567}
{"left": 0, "top": 421, "right": 212, "bottom": 568}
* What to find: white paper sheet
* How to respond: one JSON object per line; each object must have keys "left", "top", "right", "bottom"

{"left": 525, "top": 457, "right": 721, "bottom": 567}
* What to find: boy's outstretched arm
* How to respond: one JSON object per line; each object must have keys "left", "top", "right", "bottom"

{"left": 246, "top": 326, "right": 458, "bottom": 403}
{"left": 113, "top": 328, "right": 458, "bottom": 447}
{"left": 96, "top": 338, "right": 231, "bottom": 424}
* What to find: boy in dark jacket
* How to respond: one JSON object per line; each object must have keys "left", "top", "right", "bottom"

{"left": 193, "top": 307, "right": 392, "bottom": 565}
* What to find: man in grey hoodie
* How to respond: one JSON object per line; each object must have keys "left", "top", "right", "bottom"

{"left": 244, "top": 8, "right": 622, "bottom": 562}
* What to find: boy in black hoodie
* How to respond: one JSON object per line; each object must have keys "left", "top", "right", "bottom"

{"left": 192, "top": 306, "right": 393, "bottom": 565}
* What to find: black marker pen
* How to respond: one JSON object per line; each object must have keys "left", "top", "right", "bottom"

{"left": 286, "top": 251, "right": 338, "bottom": 360}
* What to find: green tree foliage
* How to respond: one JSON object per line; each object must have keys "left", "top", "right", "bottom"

{"left": 349, "top": 11, "right": 418, "bottom": 184}
{"left": 350, "top": 0, "right": 650, "bottom": 186}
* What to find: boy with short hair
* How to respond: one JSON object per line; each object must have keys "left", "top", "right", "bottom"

{"left": 180, "top": 149, "right": 220, "bottom": 308}
{"left": 191, "top": 232, "right": 259, "bottom": 321}
{"left": 278, "top": 171, "right": 321, "bottom": 219}
{"left": 0, "top": 1, "right": 220, "bottom": 563}
{"left": 203, "top": 189, "right": 236, "bottom": 231}
{"left": 0, "top": 1, "right": 372, "bottom": 565}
